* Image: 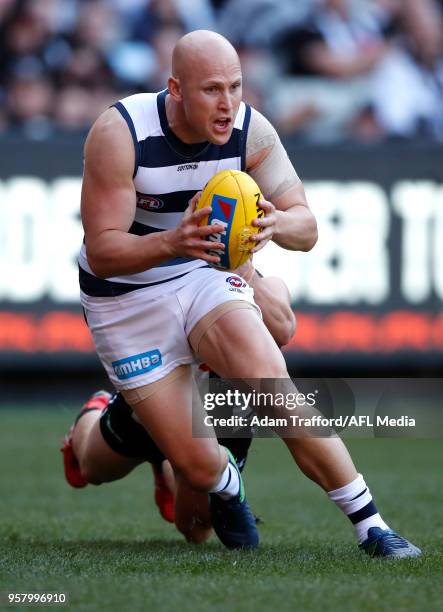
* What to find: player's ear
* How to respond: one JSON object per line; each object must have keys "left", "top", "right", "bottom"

{"left": 168, "top": 76, "right": 183, "bottom": 102}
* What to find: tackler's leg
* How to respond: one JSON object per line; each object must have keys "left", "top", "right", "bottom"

{"left": 123, "top": 364, "right": 259, "bottom": 549}
{"left": 61, "top": 391, "right": 143, "bottom": 487}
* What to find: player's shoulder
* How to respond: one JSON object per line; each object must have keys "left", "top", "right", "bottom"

{"left": 87, "top": 91, "right": 159, "bottom": 145}
{"left": 84, "top": 106, "right": 135, "bottom": 177}
{"left": 85, "top": 107, "right": 129, "bottom": 153}
{"left": 248, "top": 106, "right": 278, "bottom": 136}
{"left": 245, "top": 106, "right": 282, "bottom": 170}
{"left": 114, "top": 91, "right": 164, "bottom": 142}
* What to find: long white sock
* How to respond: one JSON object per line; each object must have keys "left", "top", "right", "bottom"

{"left": 327, "top": 474, "right": 389, "bottom": 544}
{"left": 210, "top": 462, "right": 240, "bottom": 500}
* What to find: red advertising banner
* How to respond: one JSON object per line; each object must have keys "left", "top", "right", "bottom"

{"left": 0, "top": 141, "right": 441, "bottom": 370}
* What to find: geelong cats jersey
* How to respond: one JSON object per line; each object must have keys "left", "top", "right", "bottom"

{"left": 79, "top": 89, "right": 251, "bottom": 297}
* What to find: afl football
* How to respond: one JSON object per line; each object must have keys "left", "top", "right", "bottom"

{"left": 197, "top": 169, "right": 263, "bottom": 270}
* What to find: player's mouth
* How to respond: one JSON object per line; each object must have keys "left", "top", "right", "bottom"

{"left": 213, "top": 118, "right": 231, "bottom": 133}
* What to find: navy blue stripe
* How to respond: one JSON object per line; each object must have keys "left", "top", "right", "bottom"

{"left": 241, "top": 104, "right": 252, "bottom": 171}
{"left": 136, "top": 190, "right": 196, "bottom": 214}
{"left": 128, "top": 221, "right": 163, "bottom": 236}
{"left": 138, "top": 132, "right": 242, "bottom": 168}
{"left": 156, "top": 90, "right": 212, "bottom": 160}
{"left": 127, "top": 222, "right": 193, "bottom": 266}
{"left": 156, "top": 89, "right": 169, "bottom": 135}
{"left": 113, "top": 102, "right": 140, "bottom": 178}
{"left": 348, "top": 501, "right": 378, "bottom": 525}
{"left": 351, "top": 487, "right": 367, "bottom": 501}
{"left": 219, "top": 468, "right": 232, "bottom": 492}
{"left": 79, "top": 265, "right": 209, "bottom": 297}
{"left": 158, "top": 257, "right": 194, "bottom": 267}
{"left": 154, "top": 89, "right": 244, "bottom": 165}
{"left": 128, "top": 220, "right": 190, "bottom": 266}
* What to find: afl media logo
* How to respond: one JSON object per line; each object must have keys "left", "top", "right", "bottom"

{"left": 136, "top": 194, "right": 164, "bottom": 210}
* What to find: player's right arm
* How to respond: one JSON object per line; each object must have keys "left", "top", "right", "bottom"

{"left": 81, "top": 108, "right": 225, "bottom": 278}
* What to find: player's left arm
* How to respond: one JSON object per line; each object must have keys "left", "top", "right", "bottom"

{"left": 245, "top": 109, "right": 318, "bottom": 253}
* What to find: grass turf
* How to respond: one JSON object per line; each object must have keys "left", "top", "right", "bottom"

{"left": 0, "top": 407, "right": 442, "bottom": 611}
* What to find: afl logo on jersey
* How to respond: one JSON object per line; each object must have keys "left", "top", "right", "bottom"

{"left": 136, "top": 194, "right": 164, "bottom": 210}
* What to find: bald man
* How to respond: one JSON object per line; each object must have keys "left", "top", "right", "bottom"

{"left": 72, "top": 30, "right": 420, "bottom": 557}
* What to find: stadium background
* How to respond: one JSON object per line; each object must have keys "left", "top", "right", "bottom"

{"left": 1, "top": 0, "right": 443, "bottom": 394}
{"left": 1, "top": 1, "right": 442, "bottom": 610}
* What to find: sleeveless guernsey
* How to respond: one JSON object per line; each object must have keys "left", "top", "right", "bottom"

{"left": 79, "top": 89, "right": 251, "bottom": 297}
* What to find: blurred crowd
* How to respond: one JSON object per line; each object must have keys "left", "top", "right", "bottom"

{"left": 1, "top": 0, "right": 443, "bottom": 142}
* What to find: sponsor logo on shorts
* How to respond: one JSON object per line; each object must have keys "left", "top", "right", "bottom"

{"left": 136, "top": 194, "right": 164, "bottom": 210}
{"left": 177, "top": 163, "right": 198, "bottom": 171}
{"left": 112, "top": 349, "right": 162, "bottom": 380}
{"left": 226, "top": 276, "right": 246, "bottom": 292}
{"left": 226, "top": 276, "right": 245, "bottom": 288}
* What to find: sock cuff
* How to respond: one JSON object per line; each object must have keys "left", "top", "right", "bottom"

{"left": 210, "top": 463, "right": 231, "bottom": 494}
{"left": 327, "top": 474, "right": 365, "bottom": 502}
{"left": 210, "top": 462, "right": 240, "bottom": 499}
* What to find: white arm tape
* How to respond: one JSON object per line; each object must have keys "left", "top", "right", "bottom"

{"left": 246, "top": 108, "right": 300, "bottom": 200}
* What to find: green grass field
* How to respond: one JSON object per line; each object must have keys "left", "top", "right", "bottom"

{"left": 1, "top": 407, "right": 442, "bottom": 611}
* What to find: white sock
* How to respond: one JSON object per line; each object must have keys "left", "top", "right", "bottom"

{"left": 210, "top": 462, "right": 240, "bottom": 500}
{"left": 327, "top": 474, "right": 389, "bottom": 544}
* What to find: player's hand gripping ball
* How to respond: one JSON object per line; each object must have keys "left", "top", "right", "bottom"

{"left": 197, "top": 169, "right": 264, "bottom": 270}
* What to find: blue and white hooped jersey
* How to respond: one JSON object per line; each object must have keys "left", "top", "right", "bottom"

{"left": 79, "top": 89, "right": 251, "bottom": 297}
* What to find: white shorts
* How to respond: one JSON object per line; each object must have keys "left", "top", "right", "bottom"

{"left": 81, "top": 267, "right": 261, "bottom": 390}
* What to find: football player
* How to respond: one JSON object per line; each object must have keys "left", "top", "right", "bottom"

{"left": 73, "top": 29, "right": 420, "bottom": 556}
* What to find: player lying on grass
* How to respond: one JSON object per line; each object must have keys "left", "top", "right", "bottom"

{"left": 63, "top": 261, "right": 420, "bottom": 558}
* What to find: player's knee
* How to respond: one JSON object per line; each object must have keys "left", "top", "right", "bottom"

{"left": 78, "top": 457, "right": 104, "bottom": 486}
{"left": 80, "top": 468, "right": 104, "bottom": 486}
{"left": 175, "top": 449, "right": 222, "bottom": 492}
{"left": 181, "top": 464, "right": 220, "bottom": 491}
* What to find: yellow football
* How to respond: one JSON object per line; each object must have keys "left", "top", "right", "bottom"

{"left": 197, "top": 169, "right": 263, "bottom": 270}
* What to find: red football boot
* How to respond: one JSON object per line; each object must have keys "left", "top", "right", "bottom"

{"left": 152, "top": 463, "right": 175, "bottom": 523}
{"left": 61, "top": 390, "right": 112, "bottom": 488}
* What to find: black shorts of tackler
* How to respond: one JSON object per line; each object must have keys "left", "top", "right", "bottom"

{"left": 100, "top": 393, "right": 253, "bottom": 467}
